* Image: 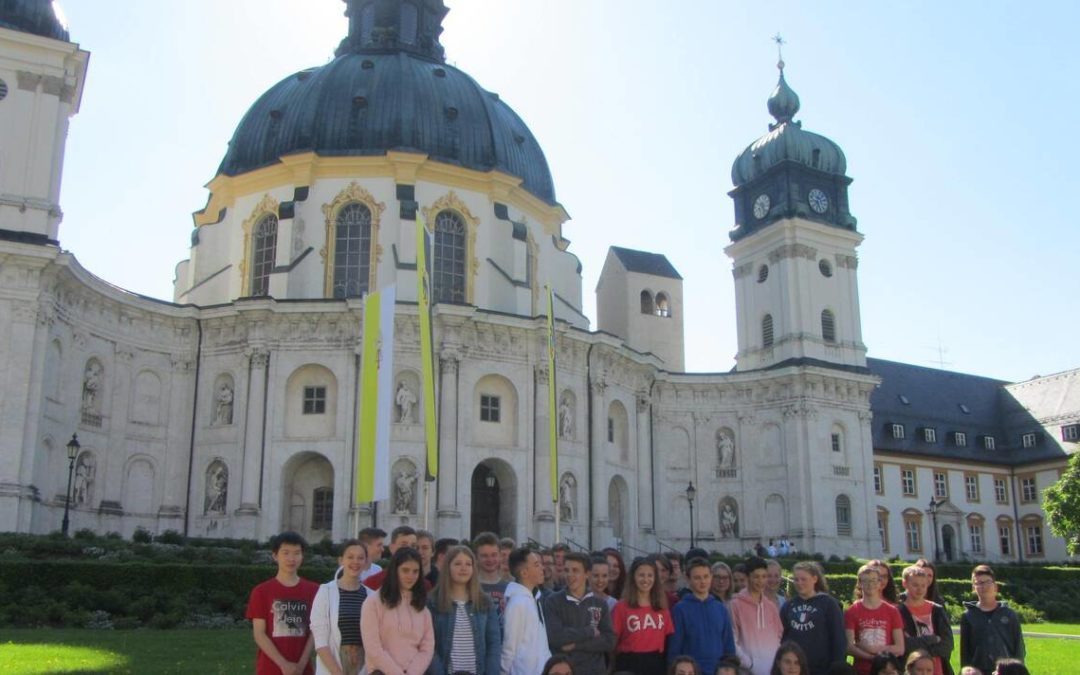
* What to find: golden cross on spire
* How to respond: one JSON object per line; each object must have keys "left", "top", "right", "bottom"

{"left": 773, "top": 33, "right": 786, "bottom": 70}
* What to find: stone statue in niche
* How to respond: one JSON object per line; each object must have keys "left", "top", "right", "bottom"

{"left": 717, "top": 430, "right": 736, "bottom": 468}
{"left": 394, "top": 469, "right": 418, "bottom": 513}
{"left": 559, "top": 474, "right": 575, "bottom": 522}
{"left": 204, "top": 463, "right": 228, "bottom": 515}
{"left": 81, "top": 361, "right": 102, "bottom": 413}
{"left": 396, "top": 382, "right": 417, "bottom": 424}
{"left": 214, "top": 383, "right": 234, "bottom": 425}
{"left": 558, "top": 397, "right": 573, "bottom": 439}
{"left": 720, "top": 502, "right": 739, "bottom": 538}
{"left": 73, "top": 453, "right": 95, "bottom": 505}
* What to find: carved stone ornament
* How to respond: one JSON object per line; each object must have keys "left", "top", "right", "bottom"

{"left": 768, "top": 243, "right": 817, "bottom": 263}
{"left": 204, "top": 461, "right": 228, "bottom": 515}
{"left": 395, "top": 381, "right": 418, "bottom": 423}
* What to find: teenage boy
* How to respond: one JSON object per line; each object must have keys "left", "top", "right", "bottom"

{"left": 475, "top": 531, "right": 509, "bottom": 613}
{"left": 729, "top": 556, "right": 782, "bottom": 675}
{"left": 541, "top": 549, "right": 557, "bottom": 592}
{"left": 543, "top": 552, "right": 616, "bottom": 675}
{"left": 960, "top": 565, "right": 1025, "bottom": 674}
{"left": 417, "top": 528, "right": 435, "bottom": 580}
{"left": 246, "top": 531, "right": 320, "bottom": 675}
{"left": 499, "top": 536, "right": 516, "bottom": 580}
{"left": 357, "top": 527, "right": 386, "bottom": 581}
{"left": 899, "top": 565, "right": 953, "bottom": 675}
{"left": 551, "top": 542, "right": 570, "bottom": 589}
{"left": 362, "top": 525, "right": 420, "bottom": 590}
{"left": 845, "top": 564, "right": 905, "bottom": 675}
{"left": 502, "top": 547, "right": 552, "bottom": 675}
{"left": 667, "top": 557, "right": 737, "bottom": 675}
{"left": 430, "top": 536, "right": 457, "bottom": 585}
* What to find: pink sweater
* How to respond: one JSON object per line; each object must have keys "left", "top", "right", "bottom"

{"left": 728, "top": 590, "right": 783, "bottom": 675}
{"left": 360, "top": 592, "right": 435, "bottom": 675}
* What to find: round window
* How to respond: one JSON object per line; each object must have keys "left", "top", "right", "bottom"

{"left": 757, "top": 264, "right": 769, "bottom": 283}
{"left": 819, "top": 259, "right": 833, "bottom": 277}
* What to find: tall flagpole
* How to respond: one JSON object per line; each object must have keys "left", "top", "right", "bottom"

{"left": 547, "top": 285, "right": 560, "bottom": 544}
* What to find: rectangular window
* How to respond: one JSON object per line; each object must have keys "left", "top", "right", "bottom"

{"left": 923, "top": 427, "right": 937, "bottom": 443}
{"left": 831, "top": 433, "right": 842, "bottom": 453}
{"left": 965, "top": 473, "right": 980, "bottom": 502}
{"left": 1063, "top": 425, "right": 1080, "bottom": 442}
{"left": 983, "top": 435, "right": 996, "bottom": 450}
{"left": 969, "top": 523, "right": 984, "bottom": 554}
{"left": 905, "top": 519, "right": 922, "bottom": 553}
{"left": 1021, "top": 476, "right": 1038, "bottom": 503}
{"left": 891, "top": 423, "right": 905, "bottom": 440}
{"left": 994, "top": 476, "right": 1008, "bottom": 504}
{"left": 954, "top": 431, "right": 968, "bottom": 447}
{"left": 933, "top": 471, "right": 948, "bottom": 499}
{"left": 303, "top": 386, "right": 327, "bottom": 415}
{"left": 1022, "top": 433, "right": 1037, "bottom": 448}
{"left": 311, "top": 487, "right": 333, "bottom": 531}
{"left": 878, "top": 515, "right": 890, "bottom": 552}
{"left": 1025, "top": 524, "right": 1044, "bottom": 556}
{"left": 480, "top": 394, "right": 501, "bottom": 422}
{"left": 901, "top": 468, "right": 916, "bottom": 497}
{"left": 873, "top": 465, "right": 883, "bottom": 495}
{"left": 607, "top": 417, "right": 614, "bottom": 443}
{"left": 999, "top": 525, "right": 1012, "bottom": 556}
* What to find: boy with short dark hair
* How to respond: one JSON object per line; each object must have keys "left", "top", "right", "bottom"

{"left": 667, "top": 557, "right": 737, "bottom": 675}
{"left": 362, "top": 525, "right": 422, "bottom": 590}
{"left": 474, "top": 531, "right": 509, "bottom": 613}
{"left": 246, "top": 531, "right": 320, "bottom": 675}
{"left": 960, "top": 565, "right": 1025, "bottom": 674}
{"left": 357, "top": 526, "right": 387, "bottom": 581}
{"left": 543, "top": 552, "right": 616, "bottom": 675}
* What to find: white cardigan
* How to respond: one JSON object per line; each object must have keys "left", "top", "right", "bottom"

{"left": 311, "top": 577, "right": 367, "bottom": 675}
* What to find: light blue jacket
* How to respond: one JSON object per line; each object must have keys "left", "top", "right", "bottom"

{"left": 427, "top": 598, "right": 502, "bottom": 675}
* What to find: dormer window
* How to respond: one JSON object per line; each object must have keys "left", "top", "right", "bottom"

{"left": 983, "top": 435, "right": 996, "bottom": 450}
{"left": 922, "top": 428, "right": 936, "bottom": 443}
{"left": 954, "top": 432, "right": 968, "bottom": 447}
{"left": 891, "top": 424, "right": 905, "bottom": 440}
{"left": 1063, "top": 424, "right": 1080, "bottom": 442}
{"left": 1022, "top": 432, "right": 1037, "bottom": 448}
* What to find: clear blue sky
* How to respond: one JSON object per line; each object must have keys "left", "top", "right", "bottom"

{"left": 54, "top": 1, "right": 1079, "bottom": 383}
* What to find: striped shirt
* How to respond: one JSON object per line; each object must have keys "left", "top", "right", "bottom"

{"left": 449, "top": 600, "right": 477, "bottom": 675}
{"left": 338, "top": 585, "right": 367, "bottom": 647}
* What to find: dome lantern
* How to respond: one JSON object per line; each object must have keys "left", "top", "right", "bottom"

{"left": 0, "top": 0, "right": 70, "bottom": 42}
{"left": 335, "top": 0, "right": 448, "bottom": 62}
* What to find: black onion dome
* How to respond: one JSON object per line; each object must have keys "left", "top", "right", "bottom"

{"left": 218, "top": 1, "right": 557, "bottom": 204}
{"left": 0, "top": 0, "right": 70, "bottom": 41}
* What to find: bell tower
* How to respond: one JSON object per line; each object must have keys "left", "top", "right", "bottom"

{"left": 0, "top": 0, "right": 88, "bottom": 245}
{"left": 726, "top": 56, "right": 867, "bottom": 372}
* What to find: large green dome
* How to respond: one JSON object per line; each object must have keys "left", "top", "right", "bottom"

{"left": 731, "top": 69, "right": 847, "bottom": 186}
{"left": 217, "top": 0, "right": 557, "bottom": 205}
{"left": 0, "top": 0, "right": 69, "bottom": 41}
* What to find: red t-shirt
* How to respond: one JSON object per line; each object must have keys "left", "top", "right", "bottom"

{"left": 246, "top": 577, "right": 320, "bottom": 675}
{"left": 612, "top": 601, "right": 674, "bottom": 654}
{"left": 906, "top": 601, "right": 944, "bottom": 675}
{"left": 844, "top": 600, "right": 903, "bottom": 675}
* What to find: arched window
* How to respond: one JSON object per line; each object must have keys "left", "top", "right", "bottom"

{"left": 762, "top": 314, "right": 774, "bottom": 348}
{"left": 821, "top": 309, "right": 837, "bottom": 343}
{"left": 312, "top": 486, "right": 333, "bottom": 531}
{"left": 836, "top": 495, "right": 852, "bottom": 536}
{"left": 655, "top": 293, "right": 671, "bottom": 317}
{"left": 640, "top": 290, "right": 654, "bottom": 315}
{"left": 399, "top": 2, "right": 418, "bottom": 45}
{"left": 332, "top": 203, "right": 372, "bottom": 298}
{"left": 251, "top": 214, "right": 278, "bottom": 296}
{"left": 433, "top": 210, "right": 466, "bottom": 303}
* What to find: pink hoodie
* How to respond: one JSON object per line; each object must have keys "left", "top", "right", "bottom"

{"left": 728, "top": 589, "right": 783, "bottom": 675}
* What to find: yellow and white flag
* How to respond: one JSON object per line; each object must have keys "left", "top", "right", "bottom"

{"left": 417, "top": 215, "right": 438, "bottom": 480}
{"left": 356, "top": 284, "right": 396, "bottom": 504}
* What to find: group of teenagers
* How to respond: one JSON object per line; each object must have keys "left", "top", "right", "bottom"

{"left": 245, "top": 526, "right": 1028, "bottom": 675}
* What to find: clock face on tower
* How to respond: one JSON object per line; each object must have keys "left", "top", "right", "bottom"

{"left": 753, "top": 193, "right": 771, "bottom": 220}
{"left": 808, "top": 188, "right": 829, "bottom": 214}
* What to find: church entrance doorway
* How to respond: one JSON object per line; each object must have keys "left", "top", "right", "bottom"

{"left": 469, "top": 459, "right": 517, "bottom": 538}
{"left": 942, "top": 524, "right": 956, "bottom": 561}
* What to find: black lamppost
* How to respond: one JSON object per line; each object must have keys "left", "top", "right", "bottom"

{"left": 61, "top": 433, "right": 80, "bottom": 536}
{"left": 686, "top": 482, "right": 697, "bottom": 549}
{"left": 927, "top": 497, "right": 940, "bottom": 562}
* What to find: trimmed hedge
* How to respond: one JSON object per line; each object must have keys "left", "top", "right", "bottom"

{"left": 0, "top": 560, "right": 337, "bottom": 629}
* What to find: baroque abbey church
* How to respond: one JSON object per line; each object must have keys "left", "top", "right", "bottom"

{"left": 1, "top": 0, "right": 1076, "bottom": 562}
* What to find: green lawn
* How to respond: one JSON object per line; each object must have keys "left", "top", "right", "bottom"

{"left": 0, "top": 628, "right": 252, "bottom": 674}
{"left": 2, "top": 627, "right": 1075, "bottom": 674}
{"left": 1025, "top": 621, "right": 1080, "bottom": 636}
